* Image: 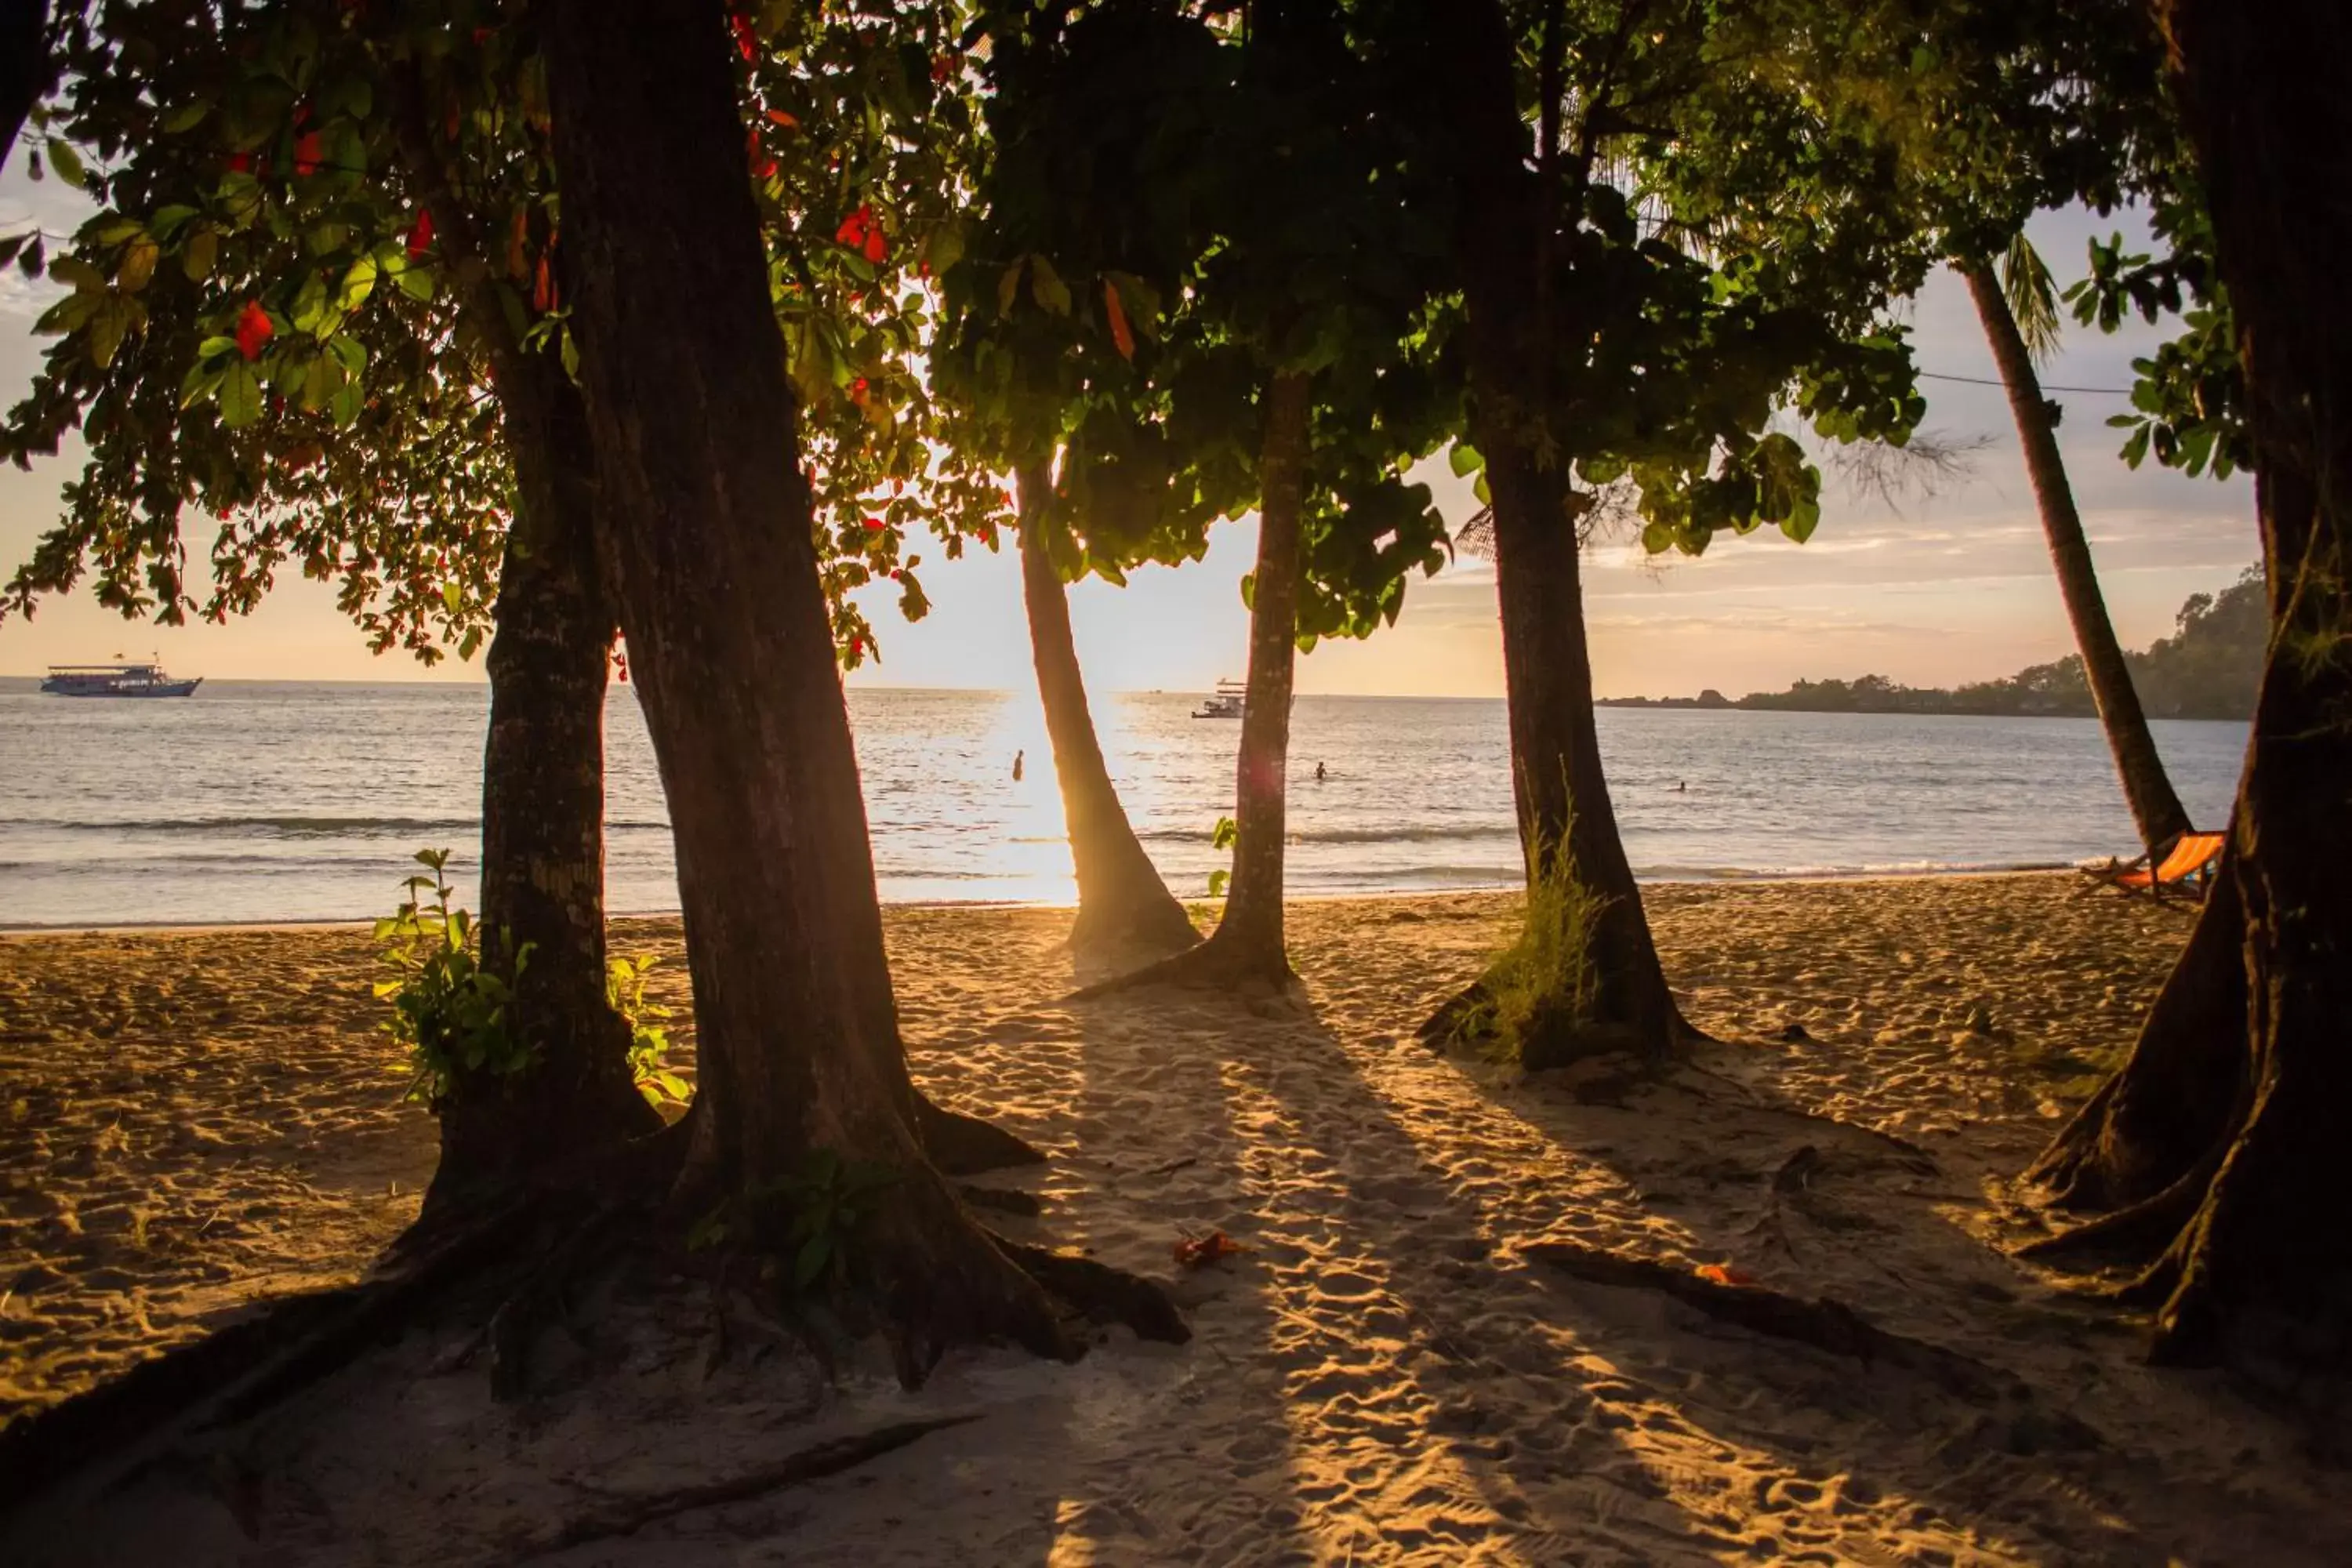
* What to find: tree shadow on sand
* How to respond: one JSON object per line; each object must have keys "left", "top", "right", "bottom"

{"left": 1370, "top": 889, "right": 2352, "bottom": 1565}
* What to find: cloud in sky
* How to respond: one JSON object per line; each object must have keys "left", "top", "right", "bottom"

{"left": 0, "top": 174, "right": 2255, "bottom": 697}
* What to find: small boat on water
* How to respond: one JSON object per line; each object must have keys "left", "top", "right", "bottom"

{"left": 41, "top": 657, "right": 203, "bottom": 698}
{"left": 1192, "top": 677, "right": 1246, "bottom": 719}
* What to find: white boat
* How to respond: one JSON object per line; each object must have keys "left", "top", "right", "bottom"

{"left": 40, "top": 657, "right": 202, "bottom": 698}
{"left": 1192, "top": 677, "right": 1245, "bottom": 719}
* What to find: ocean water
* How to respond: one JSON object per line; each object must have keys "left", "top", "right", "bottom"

{"left": 0, "top": 679, "right": 2247, "bottom": 928}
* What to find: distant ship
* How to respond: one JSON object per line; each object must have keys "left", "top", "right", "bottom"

{"left": 1192, "top": 677, "right": 1246, "bottom": 719}
{"left": 41, "top": 657, "right": 203, "bottom": 698}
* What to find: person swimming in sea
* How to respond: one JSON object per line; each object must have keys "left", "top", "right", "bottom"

{"left": 1315, "top": 761, "right": 1327, "bottom": 782}
{"left": 1013, "top": 749, "right": 1025, "bottom": 782}
{"left": 1675, "top": 780, "right": 1687, "bottom": 793}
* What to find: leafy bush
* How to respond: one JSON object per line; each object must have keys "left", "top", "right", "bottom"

{"left": 374, "top": 848, "right": 535, "bottom": 1103}
{"left": 1468, "top": 831, "right": 1610, "bottom": 1065}
{"left": 608, "top": 952, "right": 690, "bottom": 1108}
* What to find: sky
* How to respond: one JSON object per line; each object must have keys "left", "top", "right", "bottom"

{"left": 0, "top": 156, "right": 2257, "bottom": 700}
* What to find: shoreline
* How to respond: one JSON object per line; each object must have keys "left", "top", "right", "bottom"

{"left": 0, "top": 862, "right": 2093, "bottom": 938}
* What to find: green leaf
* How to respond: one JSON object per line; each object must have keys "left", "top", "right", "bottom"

{"left": 442, "top": 580, "right": 463, "bottom": 616}
{"left": 1448, "top": 443, "right": 1483, "bottom": 477}
{"left": 300, "top": 352, "right": 340, "bottom": 412}
{"left": 116, "top": 236, "right": 160, "bottom": 292}
{"left": 393, "top": 263, "right": 436, "bottom": 303}
{"left": 47, "top": 255, "right": 105, "bottom": 292}
{"left": 182, "top": 227, "right": 219, "bottom": 281}
{"left": 149, "top": 204, "right": 201, "bottom": 241}
{"left": 45, "top": 137, "right": 85, "bottom": 186}
{"left": 1210, "top": 815, "right": 1239, "bottom": 851}
{"left": 160, "top": 101, "right": 210, "bottom": 134}
{"left": 996, "top": 258, "right": 1024, "bottom": 318}
{"left": 336, "top": 253, "right": 378, "bottom": 314}
{"left": 1029, "top": 253, "right": 1071, "bottom": 316}
{"left": 1207, "top": 868, "right": 1229, "bottom": 898}
{"left": 179, "top": 358, "right": 227, "bottom": 408}
{"left": 219, "top": 361, "right": 263, "bottom": 427}
{"left": 33, "top": 291, "right": 98, "bottom": 336}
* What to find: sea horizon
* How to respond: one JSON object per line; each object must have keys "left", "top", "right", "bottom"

{"left": 0, "top": 680, "right": 2246, "bottom": 930}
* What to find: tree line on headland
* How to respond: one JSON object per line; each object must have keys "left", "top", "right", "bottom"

{"left": 1606, "top": 564, "right": 2265, "bottom": 719}
{"left": 0, "top": 0, "right": 2343, "bottom": 1478}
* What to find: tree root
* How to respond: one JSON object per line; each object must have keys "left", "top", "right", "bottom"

{"left": 993, "top": 1233, "right": 1192, "bottom": 1345}
{"left": 1519, "top": 1236, "right": 2085, "bottom": 1433}
{"left": 0, "top": 1196, "right": 546, "bottom": 1515}
{"left": 510, "top": 1414, "right": 982, "bottom": 1557}
{"left": 1065, "top": 933, "right": 1296, "bottom": 1001}
{"left": 916, "top": 1094, "right": 1047, "bottom": 1175}
{"left": 2013, "top": 1141, "right": 2224, "bottom": 1269}
{"left": 490, "top": 1201, "right": 626, "bottom": 1403}
{"left": 1416, "top": 976, "right": 1492, "bottom": 1047}
{"left": 1066, "top": 889, "right": 1201, "bottom": 964}
{"left": 959, "top": 1184, "right": 1044, "bottom": 1218}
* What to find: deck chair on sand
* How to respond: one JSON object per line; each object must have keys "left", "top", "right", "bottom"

{"left": 2083, "top": 829, "right": 2227, "bottom": 900}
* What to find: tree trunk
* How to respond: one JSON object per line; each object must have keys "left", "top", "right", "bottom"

{"left": 1403, "top": 0, "right": 1684, "bottom": 1066}
{"left": 1061, "top": 372, "right": 1312, "bottom": 998}
{"left": 0, "top": 1, "right": 46, "bottom": 163}
{"left": 435, "top": 354, "right": 662, "bottom": 1202}
{"left": 1962, "top": 259, "right": 2194, "bottom": 855}
{"left": 2024, "top": 860, "right": 2246, "bottom": 1213}
{"left": 1015, "top": 463, "right": 1198, "bottom": 958}
{"left": 385, "top": 68, "right": 658, "bottom": 1207}
{"left": 1204, "top": 370, "right": 1311, "bottom": 982}
{"left": 539, "top": 0, "right": 1071, "bottom": 1366}
{"left": 2020, "top": 0, "right": 2352, "bottom": 1386}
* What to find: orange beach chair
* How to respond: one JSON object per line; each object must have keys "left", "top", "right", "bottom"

{"left": 2085, "top": 830, "right": 2227, "bottom": 900}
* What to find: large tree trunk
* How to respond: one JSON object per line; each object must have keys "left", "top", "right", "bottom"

{"left": 2023, "top": 0, "right": 2352, "bottom": 1385}
{"left": 1403, "top": 0, "right": 1684, "bottom": 1067}
{"left": 386, "top": 67, "right": 658, "bottom": 1207}
{"left": 1962, "top": 259, "right": 2194, "bottom": 855}
{"left": 437, "top": 355, "right": 662, "bottom": 1202}
{"left": 1015, "top": 463, "right": 1198, "bottom": 958}
{"left": 0, "top": 1, "right": 46, "bottom": 162}
{"left": 539, "top": 0, "right": 1073, "bottom": 1366}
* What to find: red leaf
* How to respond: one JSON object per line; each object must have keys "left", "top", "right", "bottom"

{"left": 931, "top": 53, "right": 955, "bottom": 84}
{"left": 225, "top": 151, "right": 251, "bottom": 173}
{"left": 863, "top": 517, "right": 886, "bottom": 531}
{"left": 731, "top": 13, "right": 760, "bottom": 61}
{"left": 834, "top": 205, "right": 872, "bottom": 247}
{"left": 532, "top": 252, "right": 553, "bottom": 314}
{"left": 293, "top": 131, "right": 322, "bottom": 176}
{"left": 407, "top": 209, "right": 435, "bottom": 260}
{"left": 848, "top": 376, "right": 869, "bottom": 406}
{"left": 766, "top": 108, "right": 797, "bottom": 129}
{"left": 1104, "top": 278, "right": 1134, "bottom": 360}
{"left": 862, "top": 227, "right": 888, "bottom": 264}
{"left": 1694, "top": 1262, "right": 1755, "bottom": 1287}
{"left": 234, "top": 300, "right": 274, "bottom": 361}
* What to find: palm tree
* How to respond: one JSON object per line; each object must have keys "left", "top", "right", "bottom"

{"left": 1961, "top": 234, "right": 2193, "bottom": 853}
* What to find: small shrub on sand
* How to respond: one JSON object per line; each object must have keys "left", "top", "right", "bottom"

{"left": 1468, "top": 831, "right": 1611, "bottom": 1066}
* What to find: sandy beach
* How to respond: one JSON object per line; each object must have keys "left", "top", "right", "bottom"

{"left": 3, "top": 876, "right": 2346, "bottom": 1563}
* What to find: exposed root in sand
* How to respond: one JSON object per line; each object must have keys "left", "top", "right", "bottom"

{"left": 514, "top": 1414, "right": 981, "bottom": 1558}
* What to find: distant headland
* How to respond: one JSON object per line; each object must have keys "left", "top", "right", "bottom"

{"left": 1603, "top": 567, "right": 2263, "bottom": 723}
